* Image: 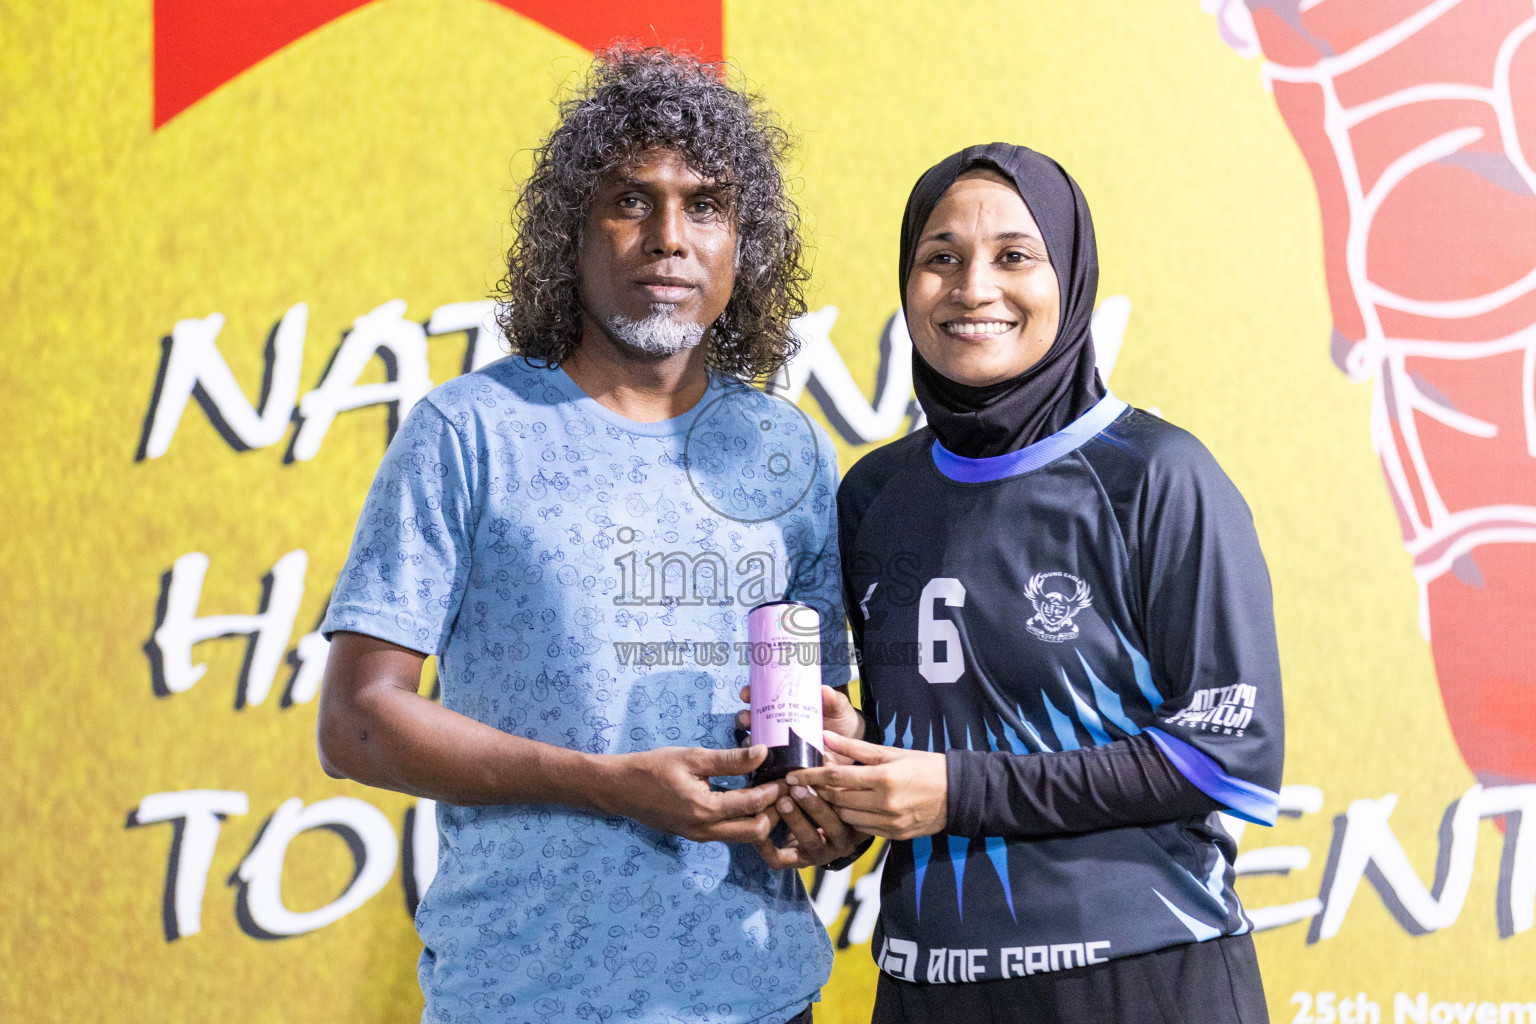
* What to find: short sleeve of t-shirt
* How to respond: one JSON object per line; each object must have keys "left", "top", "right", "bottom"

{"left": 321, "top": 398, "right": 475, "bottom": 655}
{"left": 1137, "top": 440, "right": 1285, "bottom": 826}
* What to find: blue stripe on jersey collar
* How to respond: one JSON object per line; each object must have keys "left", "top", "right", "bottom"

{"left": 929, "top": 391, "right": 1130, "bottom": 482}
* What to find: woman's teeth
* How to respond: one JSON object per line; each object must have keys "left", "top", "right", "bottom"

{"left": 945, "top": 321, "right": 1015, "bottom": 336}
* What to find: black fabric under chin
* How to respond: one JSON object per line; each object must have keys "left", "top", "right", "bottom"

{"left": 899, "top": 142, "right": 1106, "bottom": 458}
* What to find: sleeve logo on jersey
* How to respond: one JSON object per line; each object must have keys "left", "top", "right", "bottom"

{"left": 1165, "top": 683, "right": 1257, "bottom": 734}
{"left": 1023, "top": 571, "right": 1092, "bottom": 643}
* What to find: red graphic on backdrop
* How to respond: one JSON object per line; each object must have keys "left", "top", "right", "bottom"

{"left": 152, "top": 0, "right": 724, "bottom": 127}
{"left": 1224, "top": 0, "right": 1536, "bottom": 788}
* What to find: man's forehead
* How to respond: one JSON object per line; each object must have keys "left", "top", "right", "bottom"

{"left": 601, "top": 148, "right": 735, "bottom": 190}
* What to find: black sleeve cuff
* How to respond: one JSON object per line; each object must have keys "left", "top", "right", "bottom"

{"left": 945, "top": 749, "right": 992, "bottom": 838}
{"left": 823, "top": 833, "right": 877, "bottom": 872}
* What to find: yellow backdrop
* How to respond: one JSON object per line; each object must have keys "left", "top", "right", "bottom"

{"left": 5, "top": 1, "right": 1534, "bottom": 1022}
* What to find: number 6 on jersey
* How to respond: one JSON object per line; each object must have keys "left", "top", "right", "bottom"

{"left": 917, "top": 577, "right": 966, "bottom": 684}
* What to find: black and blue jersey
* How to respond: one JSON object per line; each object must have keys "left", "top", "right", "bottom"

{"left": 839, "top": 392, "right": 1284, "bottom": 985}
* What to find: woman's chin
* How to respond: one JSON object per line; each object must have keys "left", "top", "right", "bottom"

{"left": 933, "top": 360, "right": 1023, "bottom": 387}
{"left": 917, "top": 337, "right": 1036, "bottom": 387}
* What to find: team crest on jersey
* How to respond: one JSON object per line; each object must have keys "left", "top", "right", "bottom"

{"left": 1023, "top": 572, "right": 1092, "bottom": 642}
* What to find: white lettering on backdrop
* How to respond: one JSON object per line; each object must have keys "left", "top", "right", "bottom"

{"left": 130, "top": 790, "right": 250, "bottom": 940}
{"left": 139, "top": 297, "right": 1135, "bottom": 460}
{"left": 149, "top": 549, "right": 310, "bottom": 707}
{"left": 128, "top": 779, "right": 1536, "bottom": 944}
{"left": 234, "top": 797, "right": 399, "bottom": 938}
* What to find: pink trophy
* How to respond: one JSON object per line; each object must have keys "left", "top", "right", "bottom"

{"left": 747, "top": 601, "right": 826, "bottom": 786}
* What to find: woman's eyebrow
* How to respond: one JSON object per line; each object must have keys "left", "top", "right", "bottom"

{"left": 920, "top": 229, "right": 1043, "bottom": 244}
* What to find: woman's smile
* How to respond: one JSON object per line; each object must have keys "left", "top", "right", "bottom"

{"left": 941, "top": 318, "right": 1018, "bottom": 337}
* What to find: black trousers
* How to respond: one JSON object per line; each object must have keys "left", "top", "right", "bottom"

{"left": 871, "top": 934, "right": 1269, "bottom": 1024}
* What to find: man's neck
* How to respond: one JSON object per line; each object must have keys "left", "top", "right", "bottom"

{"left": 562, "top": 314, "right": 711, "bottom": 423}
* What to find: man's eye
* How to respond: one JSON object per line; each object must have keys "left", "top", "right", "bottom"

{"left": 692, "top": 200, "right": 720, "bottom": 215}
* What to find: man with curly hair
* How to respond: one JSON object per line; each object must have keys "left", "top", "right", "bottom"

{"left": 315, "top": 47, "right": 859, "bottom": 1024}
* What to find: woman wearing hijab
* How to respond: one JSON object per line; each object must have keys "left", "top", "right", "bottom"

{"left": 784, "top": 144, "right": 1282, "bottom": 1023}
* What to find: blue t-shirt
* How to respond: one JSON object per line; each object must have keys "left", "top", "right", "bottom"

{"left": 322, "top": 356, "right": 848, "bottom": 1024}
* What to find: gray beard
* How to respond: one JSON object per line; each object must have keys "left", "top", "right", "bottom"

{"left": 605, "top": 306, "right": 706, "bottom": 356}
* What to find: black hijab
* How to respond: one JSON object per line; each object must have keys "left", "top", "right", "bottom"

{"left": 900, "top": 142, "right": 1105, "bottom": 458}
